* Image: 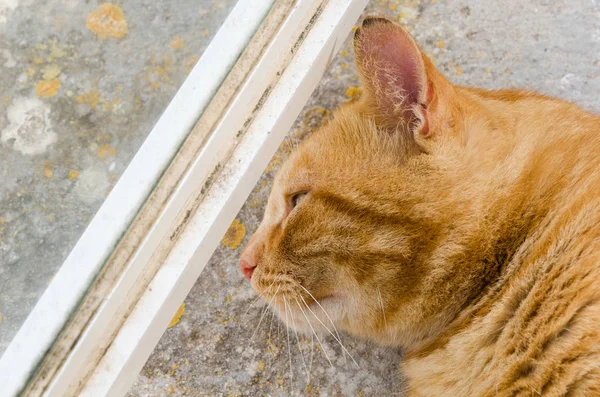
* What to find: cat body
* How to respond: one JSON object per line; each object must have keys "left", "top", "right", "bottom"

{"left": 240, "top": 17, "right": 600, "bottom": 396}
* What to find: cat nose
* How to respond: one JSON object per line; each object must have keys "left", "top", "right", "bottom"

{"left": 239, "top": 253, "right": 257, "bottom": 281}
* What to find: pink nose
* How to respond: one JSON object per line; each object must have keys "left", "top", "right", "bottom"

{"left": 240, "top": 256, "right": 256, "bottom": 281}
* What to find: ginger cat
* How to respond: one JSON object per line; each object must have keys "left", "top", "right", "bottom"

{"left": 240, "top": 17, "right": 600, "bottom": 396}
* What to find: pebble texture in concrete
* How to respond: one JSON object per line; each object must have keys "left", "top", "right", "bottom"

{"left": 127, "top": 0, "right": 600, "bottom": 396}
{"left": 0, "top": 0, "right": 237, "bottom": 355}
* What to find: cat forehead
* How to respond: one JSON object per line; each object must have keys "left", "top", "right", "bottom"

{"left": 273, "top": 105, "right": 414, "bottom": 194}
{"left": 274, "top": 149, "right": 314, "bottom": 189}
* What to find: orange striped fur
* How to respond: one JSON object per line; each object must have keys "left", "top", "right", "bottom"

{"left": 241, "top": 17, "right": 600, "bottom": 396}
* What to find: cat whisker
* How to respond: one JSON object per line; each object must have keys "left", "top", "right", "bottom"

{"left": 295, "top": 298, "right": 334, "bottom": 368}
{"left": 243, "top": 292, "right": 266, "bottom": 317}
{"left": 283, "top": 297, "right": 295, "bottom": 396}
{"left": 297, "top": 284, "right": 343, "bottom": 343}
{"left": 299, "top": 295, "right": 359, "bottom": 368}
{"left": 268, "top": 306, "right": 275, "bottom": 341}
{"left": 253, "top": 302, "right": 271, "bottom": 339}
{"left": 377, "top": 287, "right": 388, "bottom": 330}
{"left": 277, "top": 309, "right": 281, "bottom": 342}
{"left": 243, "top": 277, "right": 278, "bottom": 317}
{"left": 251, "top": 284, "right": 280, "bottom": 340}
{"left": 309, "top": 335, "right": 315, "bottom": 381}
{"left": 286, "top": 296, "right": 311, "bottom": 384}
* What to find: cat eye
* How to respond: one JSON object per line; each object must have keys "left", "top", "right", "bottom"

{"left": 290, "top": 192, "right": 308, "bottom": 209}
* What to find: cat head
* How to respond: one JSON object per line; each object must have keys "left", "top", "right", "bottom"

{"left": 240, "top": 17, "right": 526, "bottom": 348}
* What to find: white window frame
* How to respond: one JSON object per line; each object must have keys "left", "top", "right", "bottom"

{"left": 0, "top": 0, "right": 368, "bottom": 396}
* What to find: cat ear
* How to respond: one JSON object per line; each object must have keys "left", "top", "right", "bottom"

{"left": 353, "top": 17, "right": 451, "bottom": 137}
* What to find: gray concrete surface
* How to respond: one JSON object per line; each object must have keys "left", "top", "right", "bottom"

{"left": 0, "top": 0, "right": 237, "bottom": 355}
{"left": 2, "top": 0, "right": 600, "bottom": 396}
{"left": 127, "top": 1, "right": 600, "bottom": 396}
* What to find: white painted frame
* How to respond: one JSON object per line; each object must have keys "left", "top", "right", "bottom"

{"left": 0, "top": 1, "right": 276, "bottom": 394}
{"left": 0, "top": 0, "right": 368, "bottom": 396}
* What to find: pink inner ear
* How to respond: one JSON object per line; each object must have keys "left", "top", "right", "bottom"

{"left": 357, "top": 25, "right": 426, "bottom": 114}
{"left": 378, "top": 38, "right": 422, "bottom": 105}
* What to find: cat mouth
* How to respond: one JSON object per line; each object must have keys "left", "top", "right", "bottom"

{"left": 251, "top": 274, "right": 342, "bottom": 333}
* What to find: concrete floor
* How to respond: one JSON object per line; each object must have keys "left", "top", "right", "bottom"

{"left": 2, "top": 0, "right": 600, "bottom": 396}
{"left": 0, "top": 0, "right": 237, "bottom": 355}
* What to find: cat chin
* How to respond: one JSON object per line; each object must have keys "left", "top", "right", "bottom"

{"left": 271, "top": 295, "right": 345, "bottom": 336}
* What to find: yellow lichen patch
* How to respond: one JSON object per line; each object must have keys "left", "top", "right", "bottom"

{"left": 76, "top": 90, "right": 100, "bottom": 109}
{"left": 302, "top": 106, "right": 330, "bottom": 131}
{"left": 257, "top": 361, "right": 266, "bottom": 372}
{"left": 87, "top": 4, "right": 129, "bottom": 40}
{"left": 42, "top": 64, "right": 61, "bottom": 80}
{"left": 340, "top": 50, "right": 349, "bottom": 57}
{"left": 100, "top": 97, "right": 119, "bottom": 111}
{"left": 36, "top": 79, "right": 61, "bottom": 98}
{"left": 167, "top": 386, "right": 174, "bottom": 394}
{"left": 264, "top": 154, "right": 281, "bottom": 173}
{"left": 201, "top": 29, "right": 209, "bottom": 38}
{"left": 184, "top": 55, "right": 198, "bottom": 73}
{"left": 95, "top": 133, "right": 112, "bottom": 144}
{"left": 168, "top": 303, "right": 186, "bottom": 328}
{"left": 68, "top": 170, "right": 79, "bottom": 180}
{"left": 455, "top": 66, "right": 464, "bottom": 75}
{"left": 221, "top": 295, "right": 233, "bottom": 305}
{"left": 222, "top": 219, "right": 246, "bottom": 249}
{"left": 43, "top": 167, "right": 53, "bottom": 179}
{"left": 345, "top": 86, "right": 363, "bottom": 101}
{"left": 248, "top": 198, "right": 265, "bottom": 208}
{"left": 33, "top": 57, "right": 44, "bottom": 65}
{"left": 170, "top": 36, "right": 185, "bottom": 51}
{"left": 98, "top": 144, "right": 117, "bottom": 159}
{"left": 435, "top": 40, "right": 446, "bottom": 48}
{"left": 49, "top": 38, "right": 66, "bottom": 59}
{"left": 144, "top": 56, "right": 173, "bottom": 90}
{"left": 0, "top": 217, "right": 4, "bottom": 224}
